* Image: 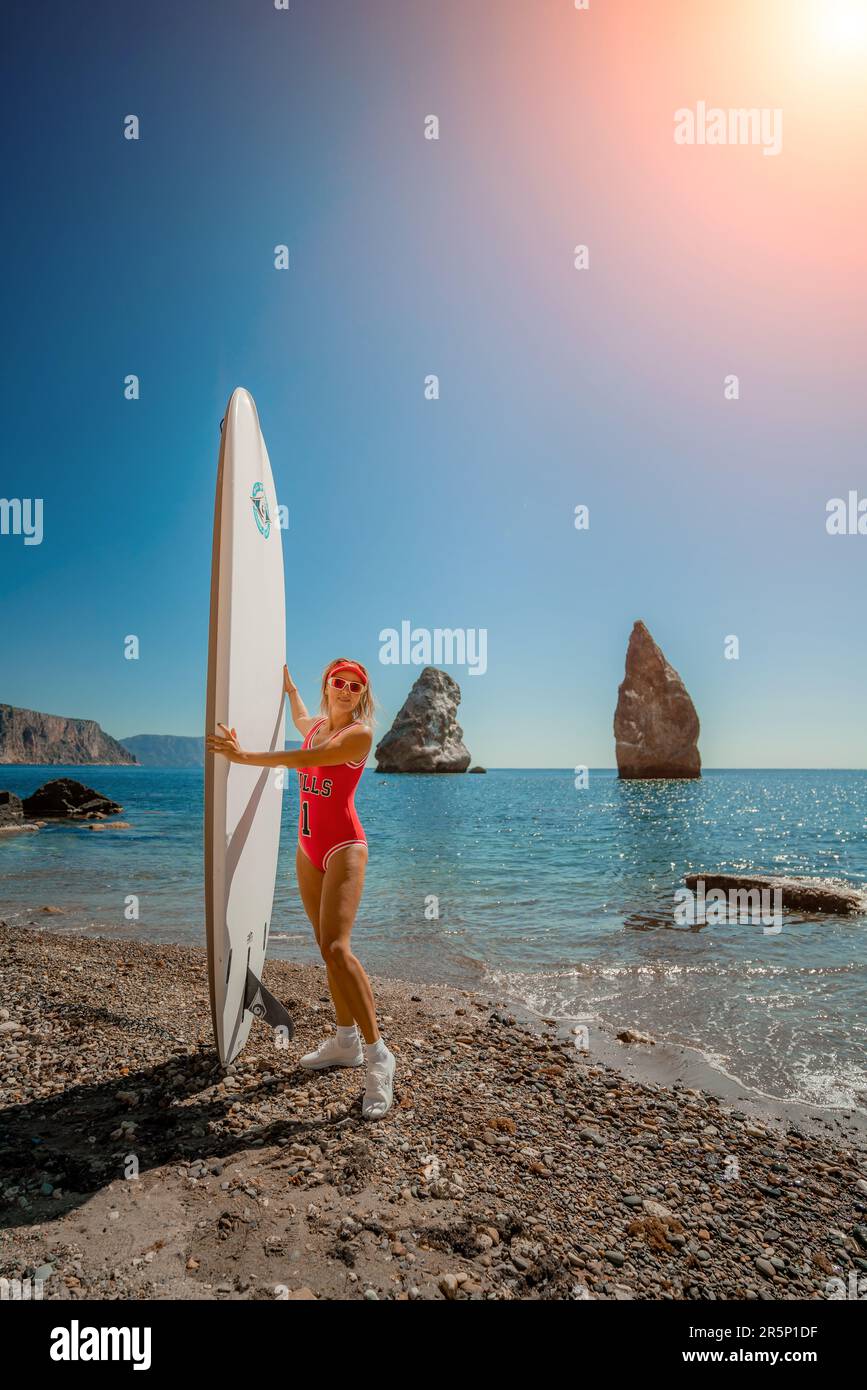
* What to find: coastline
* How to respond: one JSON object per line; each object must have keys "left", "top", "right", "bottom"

{"left": 516, "top": 998, "right": 867, "bottom": 1151}
{"left": 1, "top": 922, "right": 865, "bottom": 1301}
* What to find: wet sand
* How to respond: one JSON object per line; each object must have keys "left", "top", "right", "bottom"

{"left": 1, "top": 921, "right": 866, "bottom": 1301}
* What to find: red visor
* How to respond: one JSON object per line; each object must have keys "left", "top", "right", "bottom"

{"left": 329, "top": 662, "right": 368, "bottom": 686}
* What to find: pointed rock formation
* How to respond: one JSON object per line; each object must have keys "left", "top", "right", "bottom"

{"left": 614, "top": 621, "right": 700, "bottom": 779}
{"left": 375, "top": 667, "right": 471, "bottom": 773}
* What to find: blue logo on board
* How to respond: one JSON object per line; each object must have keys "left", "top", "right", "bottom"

{"left": 251, "top": 482, "right": 271, "bottom": 538}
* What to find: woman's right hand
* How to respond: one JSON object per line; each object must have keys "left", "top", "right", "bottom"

{"left": 207, "top": 724, "right": 244, "bottom": 763}
{"left": 283, "top": 664, "right": 296, "bottom": 696}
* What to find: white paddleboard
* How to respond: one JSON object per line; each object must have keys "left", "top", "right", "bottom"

{"left": 204, "top": 387, "right": 288, "bottom": 1066}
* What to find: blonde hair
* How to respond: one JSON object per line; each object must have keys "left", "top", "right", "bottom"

{"left": 320, "top": 657, "right": 376, "bottom": 727}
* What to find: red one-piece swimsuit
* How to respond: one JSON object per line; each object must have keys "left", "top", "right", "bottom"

{"left": 297, "top": 718, "right": 368, "bottom": 872}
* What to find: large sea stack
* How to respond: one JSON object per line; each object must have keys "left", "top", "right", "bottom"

{"left": 375, "top": 667, "right": 471, "bottom": 773}
{"left": 0, "top": 705, "right": 137, "bottom": 765}
{"left": 614, "top": 621, "right": 701, "bottom": 779}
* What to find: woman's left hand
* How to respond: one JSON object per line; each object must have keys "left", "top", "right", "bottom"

{"left": 206, "top": 723, "right": 244, "bottom": 762}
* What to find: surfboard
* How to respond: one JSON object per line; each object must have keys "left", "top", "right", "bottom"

{"left": 204, "top": 387, "right": 293, "bottom": 1066}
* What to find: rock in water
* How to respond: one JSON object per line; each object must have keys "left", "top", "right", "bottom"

{"left": 614, "top": 621, "right": 700, "bottom": 779}
{"left": 0, "top": 791, "right": 24, "bottom": 825}
{"left": 684, "top": 872, "right": 865, "bottom": 916}
{"left": 21, "top": 779, "right": 123, "bottom": 820}
{"left": 375, "top": 667, "right": 471, "bottom": 773}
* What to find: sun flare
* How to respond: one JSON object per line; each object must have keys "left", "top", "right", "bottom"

{"left": 819, "top": 0, "right": 867, "bottom": 54}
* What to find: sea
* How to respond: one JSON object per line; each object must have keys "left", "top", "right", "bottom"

{"left": 1, "top": 766, "right": 865, "bottom": 1114}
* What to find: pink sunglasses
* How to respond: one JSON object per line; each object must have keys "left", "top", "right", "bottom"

{"left": 329, "top": 676, "right": 365, "bottom": 694}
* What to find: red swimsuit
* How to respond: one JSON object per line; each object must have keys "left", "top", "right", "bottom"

{"left": 297, "top": 718, "right": 368, "bottom": 872}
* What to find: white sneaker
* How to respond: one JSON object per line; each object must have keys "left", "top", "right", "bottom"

{"left": 362, "top": 1048, "right": 396, "bottom": 1120}
{"left": 299, "top": 1032, "right": 364, "bottom": 1070}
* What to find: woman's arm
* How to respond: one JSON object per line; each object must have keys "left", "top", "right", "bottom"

{"left": 207, "top": 722, "right": 372, "bottom": 769}
{"left": 282, "top": 664, "right": 319, "bottom": 736}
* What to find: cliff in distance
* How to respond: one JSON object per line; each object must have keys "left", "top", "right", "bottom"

{"left": 0, "top": 705, "right": 137, "bottom": 765}
{"left": 121, "top": 734, "right": 205, "bottom": 768}
{"left": 121, "top": 734, "right": 303, "bottom": 766}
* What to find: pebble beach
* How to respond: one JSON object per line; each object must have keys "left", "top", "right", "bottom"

{"left": 2, "top": 920, "right": 866, "bottom": 1302}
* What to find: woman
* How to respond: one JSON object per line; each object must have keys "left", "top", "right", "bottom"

{"left": 206, "top": 657, "right": 395, "bottom": 1120}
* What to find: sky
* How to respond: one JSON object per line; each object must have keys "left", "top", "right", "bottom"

{"left": 1, "top": 0, "right": 866, "bottom": 768}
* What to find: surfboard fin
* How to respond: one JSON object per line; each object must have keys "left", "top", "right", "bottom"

{"left": 244, "top": 968, "right": 294, "bottom": 1038}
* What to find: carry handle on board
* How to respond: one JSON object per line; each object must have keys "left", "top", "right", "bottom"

{"left": 244, "top": 968, "right": 295, "bottom": 1038}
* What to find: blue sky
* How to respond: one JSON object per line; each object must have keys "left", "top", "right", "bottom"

{"left": 1, "top": 0, "right": 865, "bottom": 768}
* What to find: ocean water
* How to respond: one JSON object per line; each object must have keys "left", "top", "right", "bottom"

{"left": 1, "top": 765, "right": 865, "bottom": 1113}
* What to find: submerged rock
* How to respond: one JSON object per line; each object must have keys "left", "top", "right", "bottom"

{"left": 616, "top": 1028, "right": 656, "bottom": 1046}
{"left": 21, "top": 778, "right": 123, "bottom": 821}
{"left": 614, "top": 621, "right": 700, "bottom": 779}
{"left": 684, "top": 872, "right": 865, "bottom": 916}
{"left": 375, "top": 667, "right": 471, "bottom": 773}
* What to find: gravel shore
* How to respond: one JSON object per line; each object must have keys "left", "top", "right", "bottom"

{"left": 2, "top": 921, "right": 866, "bottom": 1301}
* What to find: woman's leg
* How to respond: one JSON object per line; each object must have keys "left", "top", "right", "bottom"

{"left": 295, "top": 844, "right": 355, "bottom": 1027}
{"left": 317, "top": 844, "right": 380, "bottom": 1044}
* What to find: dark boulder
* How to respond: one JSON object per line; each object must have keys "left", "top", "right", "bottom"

{"left": 21, "top": 778, "right": 122, "bottom": 821}
{"left": 0, "top": 791, "right": 24, "bottom": 825}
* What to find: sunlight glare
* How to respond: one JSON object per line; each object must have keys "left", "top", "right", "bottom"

{"left": 820, "top": 0, "right": 867, "bottom": 54}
